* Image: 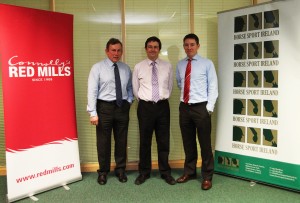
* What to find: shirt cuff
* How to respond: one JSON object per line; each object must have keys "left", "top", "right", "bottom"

{"left": 89, "top": 112, "right": 97, "bottom": 117}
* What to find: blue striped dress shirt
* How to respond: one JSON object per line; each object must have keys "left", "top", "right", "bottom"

{"left": 176, "top": 54, "right": 218, "bottom": 112}
{"left": 87, "top": 58, "right": 133, "bottom": 117}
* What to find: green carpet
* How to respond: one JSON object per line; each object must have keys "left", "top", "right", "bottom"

{"left": 1, "top": 169, "right": 299, "bottom": 203}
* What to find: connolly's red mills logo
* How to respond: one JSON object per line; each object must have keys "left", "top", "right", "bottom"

{"left": 8, "top": 55, "right": 72, "bottom": 81}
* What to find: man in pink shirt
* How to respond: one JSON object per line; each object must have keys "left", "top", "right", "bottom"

{"left": 132, "top": 36, "right": 175, "bottom": 185}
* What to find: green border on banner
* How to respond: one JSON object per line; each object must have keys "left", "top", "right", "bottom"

{"left": 215, "top": 150, "right": 300, "bottom": 192}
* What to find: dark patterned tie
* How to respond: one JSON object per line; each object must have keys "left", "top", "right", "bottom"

{"left": 183, "top": 59, "right": 191, "bottom": 104}
{"left": 114, "top": 63, "right": 123, "bottom": 107}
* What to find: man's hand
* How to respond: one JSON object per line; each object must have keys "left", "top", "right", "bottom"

{"left": 90, "top": 116, "right": 99, "bottom": 126}
{"left": 208, "top": 111, "right": 213, "bottom": 116}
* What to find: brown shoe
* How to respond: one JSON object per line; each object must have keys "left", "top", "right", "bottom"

{"left": 201, "top": 180, "right": 212, "bottom": 190}
{"left": 176, "top": 174, "right": 197, "bottom": 183}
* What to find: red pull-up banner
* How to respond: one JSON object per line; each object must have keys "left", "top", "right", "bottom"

{"left": 0, "top": 4, "right": 82, "bottom": 202}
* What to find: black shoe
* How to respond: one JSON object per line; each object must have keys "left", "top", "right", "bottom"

{"left": 161, "top": 174, "right": 176, "bottom": 185}
{"left": 135, "top": 174, "right": 150, "bottom": 185}
{"left": 116, "top": 172, "right": 128, "bottom": 183}
{"left": 97, "top": 173, "right": 107, "bottom": 185}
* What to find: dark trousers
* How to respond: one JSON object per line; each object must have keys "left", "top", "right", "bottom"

{"left": 96, "top": 100, "right": 130, "bottom": 175}
{"left": 179, "top": 101, "right": 214, "bottom": 181}
{"left": 137, "top": 100, "right": 171, "bottom": 176}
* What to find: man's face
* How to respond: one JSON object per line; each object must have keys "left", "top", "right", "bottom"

{"left": 183, "top": 38, "right": 200, "bottom": 59}
{"left": 106, "top": 43, "right": 123, "bottom": 63}
{"left": 145, "top": 41, "right": 160, "bottom": 61}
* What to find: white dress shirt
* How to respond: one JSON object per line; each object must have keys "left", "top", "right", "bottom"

{"left": 132, "top": 58, "right": 173, "bottom": 101}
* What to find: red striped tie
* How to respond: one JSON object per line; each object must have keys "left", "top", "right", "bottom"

{"left": 183, "top": 59, "right": 191, "bottom": 104}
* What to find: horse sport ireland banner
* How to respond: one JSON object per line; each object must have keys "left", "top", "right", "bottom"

{"left": 0, "top": 4, "right": 82, "bottom": 202}
{"left": 215, "top": 0, "right": 300, "bottom": 191}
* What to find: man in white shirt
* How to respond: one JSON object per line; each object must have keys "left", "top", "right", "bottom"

{"left": 132, "top": 36, "right": 175, "bottom": 185}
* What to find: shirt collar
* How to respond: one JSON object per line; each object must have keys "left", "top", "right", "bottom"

{"left": 147, "top": 58, "right": 159, "bottom": 66}
{"left": 185, "top": 54, "right": 200, "bottom": 61}
{"left": 105, "top": 58, "right": 117, "bottom": 67}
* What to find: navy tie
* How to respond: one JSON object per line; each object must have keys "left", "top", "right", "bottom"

{"left": 114, "top": 63, "right": 123, "bottom": 107}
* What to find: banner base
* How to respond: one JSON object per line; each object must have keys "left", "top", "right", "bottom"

{"left": 214, "top": 171, "right": 300, "bottom": 193}
{"left": 29, "top": 195, "right": 38, "bottom": 201}
{"left": 7, "top": 175, "right": 82, "bottom": 203}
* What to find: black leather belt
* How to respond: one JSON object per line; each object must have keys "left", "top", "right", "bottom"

{"left": 181, "top": 101, "right": 207, "bottom": 106}
{"left": 98, "top": 99, "right": 127, "bottom": 105}
{"left": 140, "top": 99, "right": 168, "bottom": 104}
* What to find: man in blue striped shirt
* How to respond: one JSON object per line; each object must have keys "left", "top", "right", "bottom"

{"left": 87, "top": 38, "right": 133, "bottom": 185}
{"left": 176, "top": 33, "right": 218, "bottom": 190}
